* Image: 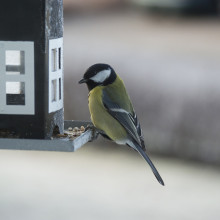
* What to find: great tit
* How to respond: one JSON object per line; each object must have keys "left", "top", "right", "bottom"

{"left": 79, "top": 63, "right": 164, "bottom": 186}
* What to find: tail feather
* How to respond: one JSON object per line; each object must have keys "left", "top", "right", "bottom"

{"left": 132, "top": 143, "right": 165, "bottom": 186}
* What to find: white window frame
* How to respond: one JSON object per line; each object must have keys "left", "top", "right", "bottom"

{"left": 0, "top": 41, "right": 35, "bottom": 115}
{"left": 48, "top": 37, "right": 63, "bottom": 113}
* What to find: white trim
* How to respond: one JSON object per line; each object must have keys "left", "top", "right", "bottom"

{"left": 48, "top": 37, "right": 63, "bottom": 113}
{"left": 110, "top": 108, "right": 129, "bottom": 114}
{"left": 0, "top": 41, "right": 35, "bottom": 115}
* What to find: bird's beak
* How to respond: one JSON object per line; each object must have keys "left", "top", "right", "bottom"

{"left": 78, "top": 78, "right": 87, "bottom": 84}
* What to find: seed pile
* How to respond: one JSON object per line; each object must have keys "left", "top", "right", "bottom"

{"left": 55, "top": 126, "right": 86, "bottom": 140}
{"left": 0, "top": 129, "right": 19, "bottom": 138}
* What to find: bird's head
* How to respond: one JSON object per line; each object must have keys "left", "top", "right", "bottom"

{"left": 79, "top": 63, "right": 116, "bottom": 91}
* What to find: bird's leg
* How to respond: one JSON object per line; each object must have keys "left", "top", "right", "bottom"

{"left": 85, "top": 124, "right": 101, "bottom": 141}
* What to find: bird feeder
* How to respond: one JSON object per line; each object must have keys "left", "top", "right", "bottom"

{"left": 0, "top": 0, "right": 96, "bottom": 151}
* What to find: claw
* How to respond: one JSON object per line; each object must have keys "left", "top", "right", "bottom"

{"left": 86, "top": 124, "right": 100, "bottom": 141}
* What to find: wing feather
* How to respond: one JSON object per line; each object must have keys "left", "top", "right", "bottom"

{"left": 103, "top": 90, "right": 144, "bottom": 149}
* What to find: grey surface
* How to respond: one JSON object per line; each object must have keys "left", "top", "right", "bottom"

{"left": 0, "top": 144, "right": 219, "bottom": 220}
{"left": 0, "top": 120, "right": 94, "bottom": 152}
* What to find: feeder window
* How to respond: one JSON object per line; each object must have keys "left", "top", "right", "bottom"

{"left": 51, "top": 79, "right": 57, "bottom": 102}
{"left": 6, "top": 81, "right": 25, "bottom": 105}
{"left": 58, "top": 48, "right": 61, "bottom": 70}
{"left": 48, "top": 38, "right": 63, "bottom": 113}
{"left": 0, "top": 41, "right": 35, "bottom": 114}
{"left": 6, "top": 50, "right": 25, "bottom": 75}
{"left": 59, "top": 78, "right": 61, "bottom": 100}
{"left": 52, "top": 48, "right": 57, "bottom": 72}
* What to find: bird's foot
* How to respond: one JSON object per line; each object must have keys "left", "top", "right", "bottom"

{"left": 85, "top": 124, "right": 100, "bottom": 141}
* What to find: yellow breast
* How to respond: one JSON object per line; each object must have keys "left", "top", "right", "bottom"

{"left": 88, "top": 86, "right": 127, "bottom": 142}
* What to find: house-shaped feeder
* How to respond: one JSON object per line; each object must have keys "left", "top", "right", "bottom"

{"left": 0, "top": 0, "right": 96, "bottom": 151}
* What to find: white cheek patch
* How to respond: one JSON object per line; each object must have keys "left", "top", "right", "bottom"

{"left": 90, "top": 69, "right": 111, "bottom": 83}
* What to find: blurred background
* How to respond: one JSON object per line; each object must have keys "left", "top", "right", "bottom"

{"left": 1, "top": 0, "right": 220, "bottom": 220}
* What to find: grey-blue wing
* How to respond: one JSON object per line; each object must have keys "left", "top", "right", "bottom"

{"left": 102, "top": 90, "right": 145, "bottom": 149}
